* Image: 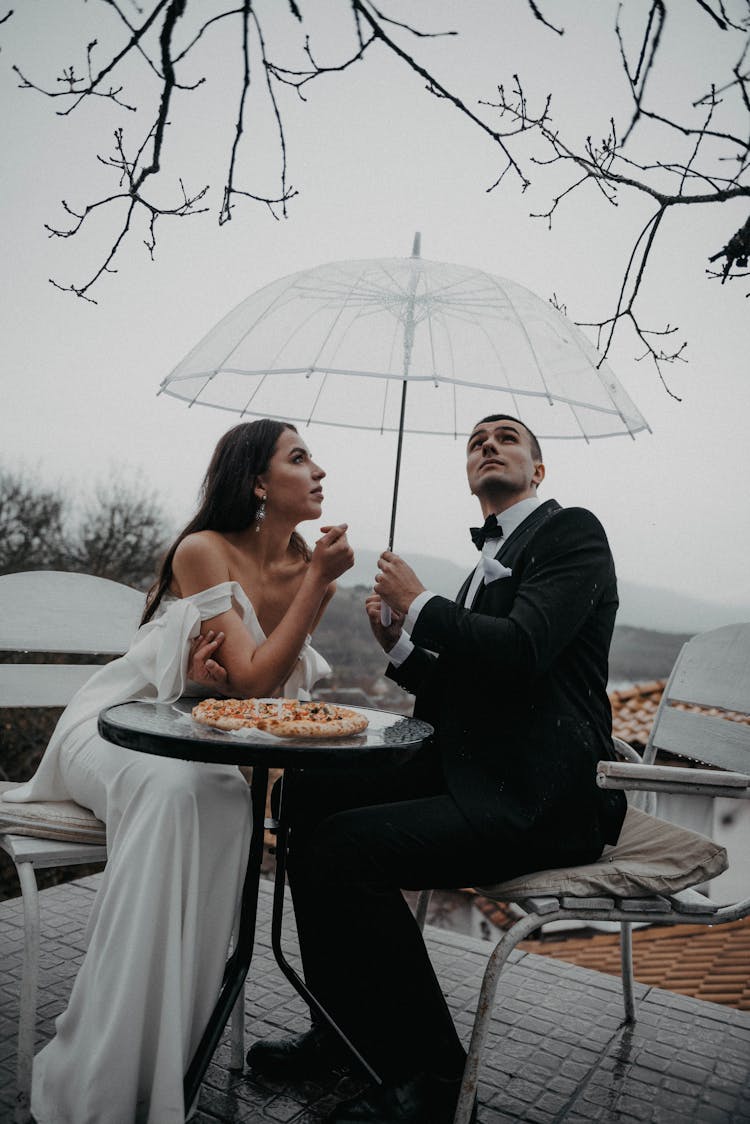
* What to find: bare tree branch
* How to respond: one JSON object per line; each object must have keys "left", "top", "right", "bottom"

{"left": 7, "top": 0, "right": 749, "bottom": 394}
{"left": 366, "top": 3, "right": 458, "bottom": 40}
{"left": 708, "top": 212, "right": 750, "bottom": 279}
{"left": 352, "top": 0, "right": 532, "bottom": 190}
{"left": 13, "top": 1, "right": 170, "bottom": 113}
{"left": 624, "top": 1, "right": 665, "bottom": 136}
{"left": 525, "top": 0, "right": 563, "bottom": 36}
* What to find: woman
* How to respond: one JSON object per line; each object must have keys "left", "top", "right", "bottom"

{"left": 4, "top": 419, "right": 353, "bottom": 1123}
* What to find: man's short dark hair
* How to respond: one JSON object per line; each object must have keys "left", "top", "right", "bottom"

{"left": 477, "top": 414, "right": 543, "bottom": 462}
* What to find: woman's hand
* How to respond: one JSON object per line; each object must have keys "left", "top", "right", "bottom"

{"left": 310, "top": 524, "right": 354, "bottom": 584}
{"left": 365, "top": 593, "right": 404, "bottom": 652}
{"left": 187, "top": 630, "right": 229, "bottom": 693}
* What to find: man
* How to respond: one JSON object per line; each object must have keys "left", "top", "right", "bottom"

{"left": 246, "top": 414, "right": 626, "bottom": 1123}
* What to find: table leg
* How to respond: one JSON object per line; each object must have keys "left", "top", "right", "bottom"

{"left": 270, "top": 770, "right": 382, "bottom": 1086}
{"left": 183, "top": 765, "right": 269, "bottom": 1112}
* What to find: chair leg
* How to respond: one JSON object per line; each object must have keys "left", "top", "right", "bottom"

{"left": 229, "top": 992, "right": 245, "bottom": 1070}
{"left": 229, "top": 909, "right": 245, "bottom": 1069}
{"left": 14, "top": 861, "right": 40, "bottom": 1124}
{"left": 619, "top": 921, "right": 636, "bottom": 1023}
{"left": 453, "top": 912, "right": 546, "bottom": 1124}
{"left": 415, "top": 889, "right": 431, "bottom": 931}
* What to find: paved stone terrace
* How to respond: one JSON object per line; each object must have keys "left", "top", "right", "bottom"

{"left": 1, "top": 875, "right": 748, "bottom": 1123}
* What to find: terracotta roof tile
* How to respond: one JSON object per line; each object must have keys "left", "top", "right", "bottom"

{"left": 518, "top": 916, "right": 750, "bottom": 1011}
{"left": 609, "top": 679, "right": 750, "bottom": 750}
{"left": 609, "top": 680, "right": 665, "bottom": 747}
{"left": 468, "top": 679, "right": 750, "bottom": 1011}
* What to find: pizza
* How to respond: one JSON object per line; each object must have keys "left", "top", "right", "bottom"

{"left": 191, "top": 697, "right": 369, "bottom": 738}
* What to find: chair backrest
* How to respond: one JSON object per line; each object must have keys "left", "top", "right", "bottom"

{"left": 644, "top": 622, "right": 750, "bottom": 775}
{"left": 0, "top": 571, "right": 145, "bottom": 707}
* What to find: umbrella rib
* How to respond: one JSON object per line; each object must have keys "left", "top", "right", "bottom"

{"left": 298, "top": 267, "right": 373, "bottom": 421}
{"left": 306, "top": 265, "right": 419, "bottom": 427}
{"left": 482, "top": 271, "right": 555, "bottom": 405}
{"left": 162, "top": 254, "right": 649, "bottom": 442}
{"left": 171, "top": 391, "right": 647, "bottom": 439}
{"left": 301, "top": 278, "right": 385, "bottom": 424}
{"left": 304, "top": 373, "right": 330, "bottom": 426}
{"left": 169, "top": 364, "right": 635, "bottom": 416}
{"left": 184, "top": 275, "right": 311, "bottom": 406}
{"left": 562, "top": 322, "right": 648, "bottom": 440}
{"left": 238, "top": 295, "right": 334, "bottom": 416}
{"left": 430, "top": 304, "right": 459, "bottom": 436}
{"left": 379, "top": 315, "right": 403, "bottom": 434}
{"left": 431, "top": 301, "right": 527, "bottom": 420}
{"left": 241, "top": 263, "right": 376, "bottom": 420}
{"left": 471, "top": 313, "right": 531, "bottom": 419}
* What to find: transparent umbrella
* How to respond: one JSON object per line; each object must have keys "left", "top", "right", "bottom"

{"left": 160, "top": 234, "right": 649, "bottom": 549}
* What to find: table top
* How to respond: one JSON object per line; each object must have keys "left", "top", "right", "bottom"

{"left": 98, "top": 699, "right": 433, "bottom": 769}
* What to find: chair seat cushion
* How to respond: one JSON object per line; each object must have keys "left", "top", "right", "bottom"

{"left": 0, "top": 782, "right": 106, "bottom": 844}
{"left": 478, "top": 805, "right": 728, "bottom": 901}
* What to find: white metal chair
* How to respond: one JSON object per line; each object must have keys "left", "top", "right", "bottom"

{"left": 0, "top": 571, "right": 143, "bottom": 1122}
{"left": 416, "top": 621, "right": 750, "bottom": 1124}
{"left": 0, "top": 571, "right": 248, "bottom": 1122}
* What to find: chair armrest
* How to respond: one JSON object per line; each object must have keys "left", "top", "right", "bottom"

{"left": 597, "top": 760, "right": 750, "bottom": 798}
{"left": 611, "top": 736, "right": 643, "bottom": 764}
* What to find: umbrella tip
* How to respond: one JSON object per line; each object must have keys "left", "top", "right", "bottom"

{"left": 411, "top": 232, "right": 421, "bottom": 258}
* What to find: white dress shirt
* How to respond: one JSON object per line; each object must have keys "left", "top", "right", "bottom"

{"left": 387, "top": 495, "right": 540, "bottom": 667}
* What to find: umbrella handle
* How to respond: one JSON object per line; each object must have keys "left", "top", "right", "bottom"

{"left": 380, "top": 603, "right": 392, "bottom": 627}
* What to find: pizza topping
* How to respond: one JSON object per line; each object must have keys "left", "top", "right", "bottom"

{"left": 191, "top": 697, "right": 368, "bottom": 738}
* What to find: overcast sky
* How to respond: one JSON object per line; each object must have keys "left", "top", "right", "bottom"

{"left": 2, "top": 2, "right": 749, "bottom": 617}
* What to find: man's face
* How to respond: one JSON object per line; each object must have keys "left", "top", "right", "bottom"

{"left": 466, "top": 419, "right": 544, "bottom": 503}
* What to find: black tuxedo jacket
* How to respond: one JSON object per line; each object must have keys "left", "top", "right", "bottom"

{"left": 388, "top": 499, "right": 626, "bottom": 864}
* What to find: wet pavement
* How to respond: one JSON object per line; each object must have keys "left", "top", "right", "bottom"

{"left": 1, "top": 875, "right": 748, "bottom": 1122}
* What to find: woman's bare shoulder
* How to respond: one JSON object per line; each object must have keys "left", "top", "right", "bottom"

{"left": 174, "top": 530, "right": 229, "bottom": 560}
{"left": 172, "top": 532, "right": 231, "bottom": 591}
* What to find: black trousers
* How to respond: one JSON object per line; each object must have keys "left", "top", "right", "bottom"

{"left": 278, "top": 748, "right": 542, "bottom": 1082}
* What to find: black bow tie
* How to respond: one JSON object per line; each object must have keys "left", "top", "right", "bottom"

{"left": 470, "top": 515, "right": 504, "bottom": 550}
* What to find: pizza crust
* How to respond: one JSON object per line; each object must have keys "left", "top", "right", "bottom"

{"left": 191, "top": 698, "right": 368, "bottom": 738}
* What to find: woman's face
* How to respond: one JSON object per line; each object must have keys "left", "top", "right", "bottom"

{"left": 258, "top": 428, "right": 325, "bottom": 523}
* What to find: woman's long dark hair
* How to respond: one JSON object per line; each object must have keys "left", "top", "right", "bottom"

{"left": 141, "top": 419, "right": 310, "bottom": 625}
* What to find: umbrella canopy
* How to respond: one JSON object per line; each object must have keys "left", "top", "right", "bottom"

{"left": 160, "top": 243, "right": 649, "bottom": 443}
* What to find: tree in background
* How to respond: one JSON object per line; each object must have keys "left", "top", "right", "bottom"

{"left": 3, "top": 1, "right": 749, "bottom": 390}
{"left": 0, "top": 466, "right": 170, "bottom": 589}
{"left": 70, "top": 475, "right": 170, "bottom": 589}
{"left": 0, "top": 467, "right": 169, "bottom": 900}
{"left": 0, "top": 469, "right": 68, "bottom": 575}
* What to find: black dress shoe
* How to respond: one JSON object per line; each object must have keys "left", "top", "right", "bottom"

{"left": 245, "top": 1023, "right": 351, "bottom": 1080}
{"left": 325, "top": 1071, "right": 477, "bottom": 1123}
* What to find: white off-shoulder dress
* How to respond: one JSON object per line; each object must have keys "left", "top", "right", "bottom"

{"left": 3, "top": 582, "right": 331, "bottom": 1124}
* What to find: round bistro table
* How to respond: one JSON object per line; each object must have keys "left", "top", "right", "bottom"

{"left": 98, "top": 699, "right": 433, "bottom": 1113}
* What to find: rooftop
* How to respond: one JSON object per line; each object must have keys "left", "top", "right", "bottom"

{"left": 1, "top": 875, "right": 748, "bottom": 1123}
{"left": 608, "top": 679, "right": 750, "bottom": 751}
{"left": 609, "top": 680, "right": 667, "bottom": 749}
{"left": 458, "top": 678, "right": 750, "bottom": 1016}
{"left": 472, "top": 892, "right": 750, "bottom": 1013}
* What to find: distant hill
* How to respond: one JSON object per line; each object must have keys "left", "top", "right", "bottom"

{"left": 338, "top": 549, "right": 750, "bottom": 634}
{"left": 608, "top": 626, "right": 689, "bottom": 683}
{"left": 617, "top": 580, "right": 750, "bottom": 634}
{"left": 339, "top": 550, "right": 468, "bottom": 601}
{"left": 312, "top": 583, "right": 391, "bottom": 681}
{"left": 319, "top": 584, "right": 688, "bottom": 688}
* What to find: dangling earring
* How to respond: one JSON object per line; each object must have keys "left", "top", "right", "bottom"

{"left": 254, "top": 495, "right": 267, "bottom": 532}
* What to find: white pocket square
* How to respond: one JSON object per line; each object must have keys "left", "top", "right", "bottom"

{"left": 482, "top": 556, "right": 513, "bottom": 584}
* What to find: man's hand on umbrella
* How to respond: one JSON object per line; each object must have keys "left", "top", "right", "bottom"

{"left": 365, "top": 593, "right": 404, "bottom": 651}
{"left": 374, "top": 551, "right": 425, "bottom": 615}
